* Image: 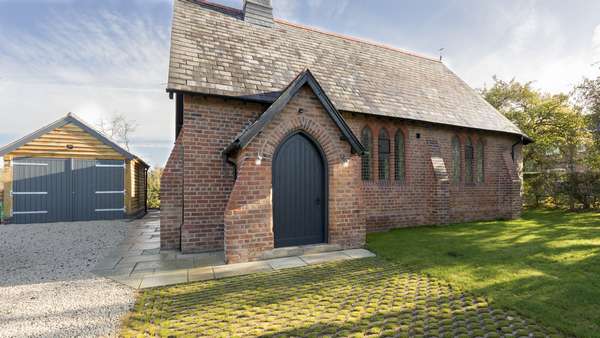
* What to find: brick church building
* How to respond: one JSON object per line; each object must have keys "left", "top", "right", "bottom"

{"left": 161, "top": 0, "right": 531, "bottom": 263}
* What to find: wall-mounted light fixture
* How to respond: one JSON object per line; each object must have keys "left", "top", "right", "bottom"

{"left": 66, "top": 144, "right": 74, "bottom": 149}
{"left": 298, "top": 108, "right": 304, "bottom": 114}
{"left": 255, "top": 154, "right": 263, "bottom": 166}
{"left": 341, "top": 154, "right": 350, "bottom": 168}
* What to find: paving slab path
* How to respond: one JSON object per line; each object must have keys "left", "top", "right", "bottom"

{"left": 95, "top": 211, "right": 376, "bottom": 289}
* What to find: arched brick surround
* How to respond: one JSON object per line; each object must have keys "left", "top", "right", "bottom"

{"left": 257, "top": 116, "right": 344, "bottom": 164}
{"left": 224, "top": 86, "right": 365, "bottom": 263}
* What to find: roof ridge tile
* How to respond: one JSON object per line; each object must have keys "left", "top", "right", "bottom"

{"left": 274, "top": 19, "right": 440, "bottom": 63}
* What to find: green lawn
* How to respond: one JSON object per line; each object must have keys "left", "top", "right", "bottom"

{"left": 367, "top": 210, "right": 600, "bottom": 337}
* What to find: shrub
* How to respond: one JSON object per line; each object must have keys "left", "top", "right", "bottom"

{"left": 524, "top": 171, "right": 600, "bottom": 210}
{"left": 147, "top": 167, "right": 162, "bottom": 209}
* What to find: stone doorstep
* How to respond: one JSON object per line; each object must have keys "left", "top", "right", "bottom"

{"left": 299, "top": 251, "right": 354, "bottom": 265}
{"left": 259, "top": 243, "right": 343, "bottom": 260}
{"left": 106, "top": 248, "right": 376, "bottom": 289}
{"left": 267, "top": 256, "right": 307, "bottom": 270}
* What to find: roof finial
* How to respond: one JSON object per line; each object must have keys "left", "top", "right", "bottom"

{"left": 438, "top": 48, "right": 445, "bottom": 62}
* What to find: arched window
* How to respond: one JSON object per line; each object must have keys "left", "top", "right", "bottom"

{"left": 394, "top": 130, "right": 405, "bottom": 182}
{"left": 476, "top": 140, "right": 484, "bottom": 183}
{"left": 465, "top": 137, "right": 474, "bottom": 183}
{"left": 378, "top": 129, "right": 390, "bottom": 180}
{"left": 361, "top": 127, "right": 372, "bottom": 180}
{"left": 451, "top": 136, "right": 461, "bottom": 183}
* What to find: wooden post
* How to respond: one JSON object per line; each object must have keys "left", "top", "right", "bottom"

{"left": 3, "top": 156, "right": 12, "bottom": 220}
{"left": 125, "top": 160, "right": 132, "bottom": 216}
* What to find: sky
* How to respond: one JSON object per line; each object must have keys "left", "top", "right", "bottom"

{"left": 0, "top": 0, "right": 599, "bottom": 168}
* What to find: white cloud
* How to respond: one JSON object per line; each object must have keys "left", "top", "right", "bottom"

{"left": 274, "top": 0, "right": 349, "bottom": 22}
{"left": 593, "top": 24, "right": 600, "bottom": 63}
{"left": 507, "top": 7, "right": 538, "bottom": 53}
{"left": 0, "top": 8, "right": 173, "bottom": 167}
{"left": 307, "top": 0, "right": 349, "bottom": 20}
{"left": 454, "top": 4, "right": 599, "bottom": 94}
{"left": 273, "top": 0, "right": 299, "bottom": 20}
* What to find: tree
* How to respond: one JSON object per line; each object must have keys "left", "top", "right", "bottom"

{"left": 482, "top": 77, "right": 590, "bottom": 172}
{"left": 574, "top": 72, "right": 600, "bottom": 169}
{"left": 146, "top": 167, "right": 163, "bottom": 209}
{"left": 98, "top": 113, "right": 137, "bottom": 151}
{"left": 481, "top": 77, "right": 592, "bottom": 208}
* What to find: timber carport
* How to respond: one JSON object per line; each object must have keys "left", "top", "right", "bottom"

{"left": 0, "top": 113, "right": 149, "bottom": 224}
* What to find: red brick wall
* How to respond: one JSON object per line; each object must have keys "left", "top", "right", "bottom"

{"left": 160, "top": 132, "right": 184, "bottom": 250}
{"left": 342, "top": 112, "right": 523, "bottom": 232}
{"left": 161, "top": 87, "right": 524, "bottom": 260}
{"left": 180, "top": 95, "right": 265, "bottom": 253}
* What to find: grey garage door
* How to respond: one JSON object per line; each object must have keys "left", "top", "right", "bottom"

{"left": 12, "top": 158, "right": 125, "bottom": 224}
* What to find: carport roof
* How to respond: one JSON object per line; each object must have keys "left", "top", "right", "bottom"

{"left": 0, "top": 113, "right": 149, "bottom": 168}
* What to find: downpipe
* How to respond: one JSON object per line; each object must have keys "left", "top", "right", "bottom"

{"left": 511, "top": 136, "right": 524, "bottom": 161}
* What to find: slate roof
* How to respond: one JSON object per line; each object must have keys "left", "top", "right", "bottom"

{"left": 168, "top": 0, "right": 529, "bottom": 140}
{"left": 0, "top": 113, "right": 150, "bottom": 167}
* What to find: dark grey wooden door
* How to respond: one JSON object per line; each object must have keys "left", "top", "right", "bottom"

{"left": 72, "top": 159, "right": 96, "bottom": 221}
{"left": 86, "top": 159, "right": 125, "bottom": 220}
{"left": 12, "top": 158, "right": 72, "bottom": 223}
{"left": 273, "top": 132, "right": 326, "bottom": 247}
{"left": 11, "top": 158, "right": 125, "bottom": 223}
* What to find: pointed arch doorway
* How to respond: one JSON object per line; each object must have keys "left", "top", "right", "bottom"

{"left": 272, "top": 131, "right": 327, "bottom": 247}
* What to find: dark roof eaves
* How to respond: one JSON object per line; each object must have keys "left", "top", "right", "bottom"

{"left": 166, "top": 87, "right": 280, "bottom": 104}
{"left": 0, "top": 118, "right": 70, "bottom": 157}
{"left": 303, "top": 70, "right": 365, "bottom": 154}
{"left": 175, "top": 86, "right": 532, "bottom": 143}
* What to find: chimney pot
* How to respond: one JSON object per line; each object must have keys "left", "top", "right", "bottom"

{"left": 243, "top": 0, "right": 274, "bottom": 28}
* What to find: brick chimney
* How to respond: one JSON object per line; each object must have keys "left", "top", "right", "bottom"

{"left": 243, "top": 0, "right": 273, "bottom": 28}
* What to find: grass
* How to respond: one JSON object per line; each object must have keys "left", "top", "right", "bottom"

{"left": 367, "top": 209, "right": 600, "bottom": 337}
{"left": 121, "top": 258, "right": 556, "bottom": 337}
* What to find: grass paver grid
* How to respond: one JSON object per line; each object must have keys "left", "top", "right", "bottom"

{"left": 368, "top": 209, "right": 600, "bottom": 337}
{"left": 122, "top": 258, "right": 558, "bottom": 337}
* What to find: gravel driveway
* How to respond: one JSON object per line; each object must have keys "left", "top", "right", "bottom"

{"left": 0, "top": 219, "right": 135, "bottom": 338}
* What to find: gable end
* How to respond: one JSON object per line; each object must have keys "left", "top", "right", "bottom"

{"left": 223, "top": 69, "right": 365, "bottom": 156}
{"left": 0, "top": 113, "right": 149, "bottom": 167}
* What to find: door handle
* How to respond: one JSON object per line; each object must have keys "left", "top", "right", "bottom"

{"left": 315, "top": 198, "right": 321, "bottom": 205}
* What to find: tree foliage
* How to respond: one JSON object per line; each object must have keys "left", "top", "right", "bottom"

{"left": 147, "top": 167, "right": 162, "bottom": 209}
{"left": 574, "top": 75, "right": 600, "bottom": 168}
{"left": 482, "top": 76, "right": 597, "bottom": 209}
